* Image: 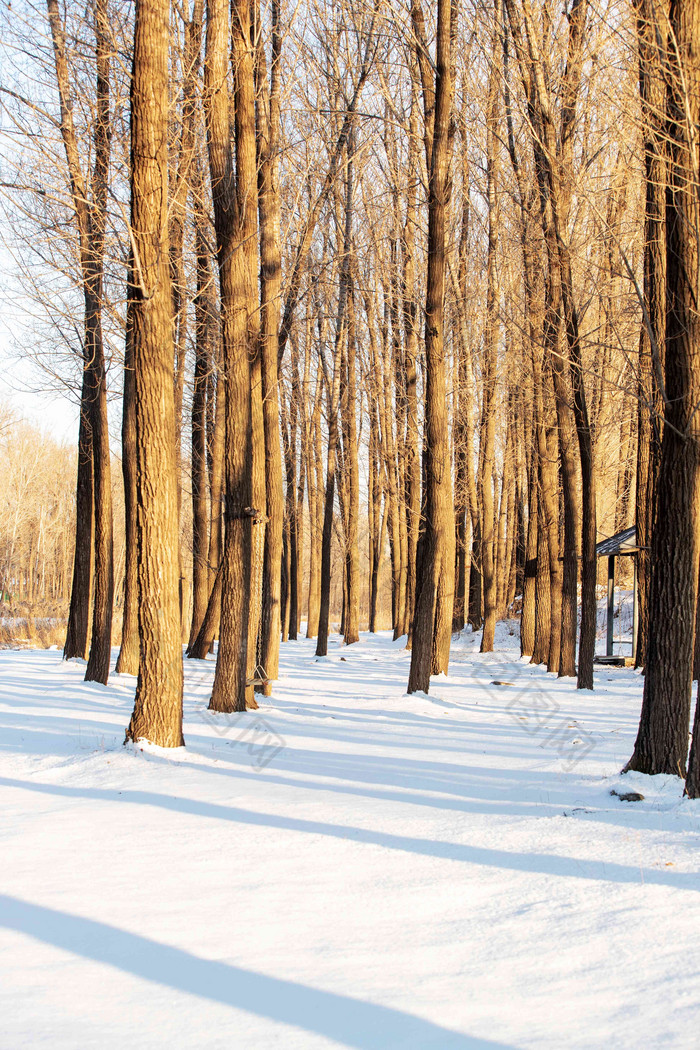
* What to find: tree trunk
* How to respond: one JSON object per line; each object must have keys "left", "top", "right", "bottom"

{"left": 115, "top": 281, "right": 139, "bottom": 676}
{"left": 631, "top": 0, "right": 700, "bottom": 783}
{"left": 64, "top": 374, "right": 93, "bottom": 661}
{"left": 189, "top": 209, "right": 212, "bottom": 648}
{"left": 408, "top": 0, "right": 455, "bottom": 692}
{"left": 634, "top": 0, "right": 667, "bottom": 670}
{"left": 256, "top": 1, "right": 284, "bottom": 686}
{"left": 206, "top": 0, "right": 258, "bottom": 713}
{"left": 305, "top": 366, "right": 323, "bottom": 638}
{"left": 316, "top": 140, "right": 354, "bottom": 658}
{"left": 125, "top": 0, "right": 184, "bottom": 747}
{"left": 342, "top": 285, "right": 361, "bottom": 644}
{"left": 403, "top": 93, "right": 421, "bottom": 641}
{"left": 480, "top": 9, "right": 500, "bottom": 654}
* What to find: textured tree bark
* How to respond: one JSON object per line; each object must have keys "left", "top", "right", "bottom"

{"left": 498, "top": 415, "right": 517, "bottom": 618}
{"left": 368, "top": 398, "right": 385, "bottom": 633}
{"left": 408, "top": 0, "right": 455, "bottom": 692}
{"left": 547, "top": 345, "right": 574, "bottom": 678}
{"left": 115, "top": 282, "right": 139, "bottom": 676}
{"left": 388, "top": 253, "right": 409, "bottom": 640}
{"left": 232, "top": 0, "right": 266, "bottom": 694}
{"left": 256, "top": 0, "right": 284, "bottom": 685}
{"left": 207, "top": 343, "right": 225, "bottom": 597}
{"left": 451, "top": 158, "right": 472, "bottom": 634}
{"left": 189, "top": 207, "right": 212, "bottom": 649}
{"left": 206, "top": 0, "right": 258, "bottom": 712}
{"left": 402, "top": 92, "right": 421, "bottom": 642}
{"left": 634, "top": 0, "right": 667, "bottom": 670}
{"left": 125, "top": 0, "right": 184, "bottom": 747}
{"left": 305, "top": 366, "right": 323, "bottom": 638}
{"left": 537, "top": 355, "right": 564, "bottom": 674}
{"left": 480, "top": 9, "right": 500, "bottom": 655}
{"left": 376, "top": 281, "right": 402, "bottom": 638}
{"left": 631, "top": 0, "right": 700, "bottom": 783}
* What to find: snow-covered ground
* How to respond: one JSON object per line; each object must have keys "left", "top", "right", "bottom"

{"left": 1, "top": 625, "right": 699, "bottom": 1049}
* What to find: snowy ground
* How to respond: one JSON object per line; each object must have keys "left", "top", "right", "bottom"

{"left": 1, "top": 624, "right": 699, "bottom": 1049}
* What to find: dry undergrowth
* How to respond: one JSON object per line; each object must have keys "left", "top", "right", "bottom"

{"left": 0, "top": 604, "right": 68, "bottom": 650}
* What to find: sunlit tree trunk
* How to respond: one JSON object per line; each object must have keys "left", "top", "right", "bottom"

{"left": 408, "top": 0, "right": 455, "bottom": 692}
{"left": 205, "top": 0, "right": 257, "bottom": 711}
{"left": 125, "top": 0, "right": 184, "bottom": 747}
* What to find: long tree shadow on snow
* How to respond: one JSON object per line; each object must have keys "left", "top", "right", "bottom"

{"left": 0, "top": 894, "right": 512, "bottom": 1050}
{"left": 1, "top": 777, "right": 697, "bottom": 892}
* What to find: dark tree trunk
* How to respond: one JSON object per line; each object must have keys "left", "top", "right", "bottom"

{"left": 316, "top": 185, "right": 353, "bottom": 657}
{"left": 189, "top": 216, "right": 212, "bottom": 649}
{"left": 403, "top": 94, "right": 421, "bottom": 640}
{"left": 631, "top": 0, "right": 700, "bottom": 783}
{"left": 634, "top": 0, "right": 667, "bottom": 670}
{"left": 115, "top": 284, "right": 139, "bottom": 676}
{"left": 343, "top": 285, "right": 361, "bottom": 644}
{"left": 64, "top": 375, "right": 94, "bottom": 661}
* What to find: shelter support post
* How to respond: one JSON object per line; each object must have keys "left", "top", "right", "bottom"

{"left": 606, "top": 555, "right": 615, "bottom": 658}
{"left": 632, "top": 556, "right": 638, "bottom": 664}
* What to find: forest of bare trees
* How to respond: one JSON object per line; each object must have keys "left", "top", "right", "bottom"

{"left": 0, "top": 0, "right": 698, "bottom": 789}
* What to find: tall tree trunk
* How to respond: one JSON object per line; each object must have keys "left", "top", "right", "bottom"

{"left": 343, "top": 285, "right": 361, "bottom": 644}
{"left": 281, "top": 384, "right": 299, "bottom": 640}
{"left": 188, "top": 340, "right": 225, "bottom": 661}
{"left": 256, "top": 0, "right": 284, "bottom": 685}
{"left": 47, "top": 0, "right": 113, "bottom": 671}
{"left": 208, "top": 341, "right": 225, "bottom": 594}
{"left": 64, "top": 376, "right": 93, "bottom": 660}
{"left": 189, "top": 206, "right": 212, "bottom": 648}
{"left": 630, "top": 0, "right": 700, "bottom": 783}
{"left": 480, "top": 5, "right": 500, "bottom": 654}
{"left": 205, "top": 0, "right": 257, "bottom": 712}
{"left": 634, "top": 0, "right": 667, "bottom": 670}
{"left": 403, "top": 89, "right": 421, "bottom": 642}
{"left": 125, "top": 0, "right": 184, "bottom": 747}
{"left": 520, "top": 371, "right": 538, "bottom": 657}
{"left": 305, "top": 364, "right": 323, "bottom": 638}
{"left": 408, "top": 0, "right": 455, "bottom": 692}
{"left": 115, "top": 279, "right": 139, "bottom": 676}
{"left": 316, "top": 138, "right": 354, "bottom": 658}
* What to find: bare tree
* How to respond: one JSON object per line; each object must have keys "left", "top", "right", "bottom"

{"left": 408, "top": 0, "right": 456, "bottom": 693}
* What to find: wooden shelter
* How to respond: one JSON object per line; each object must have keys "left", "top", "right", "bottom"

{"left": 595, "top": 525, "right": 640, "bottom": 665}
